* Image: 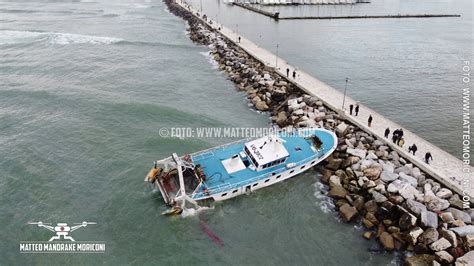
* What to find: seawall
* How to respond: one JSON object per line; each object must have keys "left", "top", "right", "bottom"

{"left": 164, "top": 0, "right": 474, "bottom": 263}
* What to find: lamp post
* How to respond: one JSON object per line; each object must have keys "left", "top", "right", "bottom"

{"left": 200, "top": 0, "right": 202, "bottom": 13}
{"left": 275, "top": 44, "right": 279, "bottom": 69}
{"left": 342, "top": 77, "right": 349, "bottom": 110}
{"left": 236, "top": 24, "right": 239, "bottom": 42}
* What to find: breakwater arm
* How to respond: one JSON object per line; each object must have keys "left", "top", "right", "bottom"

{"left": 231, "top": 3, "right": 460, "bottom": 20}
{"left": 178, "top": 0, "right": 472, "bottom": 202}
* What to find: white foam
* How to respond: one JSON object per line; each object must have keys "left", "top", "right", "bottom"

{"left": 313, "top": 181, "right": 336, "bottom": 214}
{"left": 200, "top": 51, "right": 219, "bottom": 69}
{"left": 0, "top": 30, "right": 43, "bottom": 44}
{"left": 50, "top": 32, "right": 122, "bottom": 45}
{"left": 181, "top": 205, "right": 214, "bottom": 218}
{"left": 0, "top": 30, "right": 122, "bottom": 45}
{"left": 133, "top": 4, "right": 150, "bottom": 8}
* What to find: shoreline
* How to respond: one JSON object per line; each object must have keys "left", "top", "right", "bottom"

{"left": 163, "top": 0, "right": 473, "bottom": 264}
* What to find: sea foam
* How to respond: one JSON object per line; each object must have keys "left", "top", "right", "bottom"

{"left": 0, "top": 30, "right": 123, "bottom": 45}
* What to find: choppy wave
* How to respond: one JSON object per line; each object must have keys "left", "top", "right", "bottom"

{"left": 200, "top": 51, "right": 219, "bottom": 69}
{"left": 313, "top": 181, "right": 336, "bottom": 214}
{"left": 0, "top": 30, "right": 123, "bottom": 45}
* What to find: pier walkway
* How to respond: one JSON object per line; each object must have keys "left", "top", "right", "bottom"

{"left": 177, "top": 0, "right": 473, "bottom": 201}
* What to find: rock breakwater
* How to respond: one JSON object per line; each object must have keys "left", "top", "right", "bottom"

{"left": 164, "top": 0, "right": 473, "bottom": 264}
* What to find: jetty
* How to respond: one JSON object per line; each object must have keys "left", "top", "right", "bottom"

{"left": 233, "top": 2, "right": 280, "bottom": 19}
{"left": 177, "top": 0, "right": 473, "bottom": 202}
{"left": 232, "top": 3, "right": 460, "bottom": 20}
{"left": 279, "top": 14, "right": 461, "bottom": 20}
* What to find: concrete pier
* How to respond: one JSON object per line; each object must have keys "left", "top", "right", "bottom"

{"left": 177, "top": 0, "right": 473, "bottom": 201}
{"left": 232, "top": 3, "right": 460, "bottom": 20}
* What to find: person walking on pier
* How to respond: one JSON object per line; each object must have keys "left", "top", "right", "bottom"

{"left": 392, "top": 129, "right": 399, "bottom": 144}
{"left": 384, "top": 127, "right": 390, "bottom": 138}
{"left": 355, "top": 104, "right": 359, "bottom": 116}
{"left": 349, "top": 104, "right": 354, "bottom": 115}
{"left": 397, "top": 129, "right": 404, "bottom": 145}
{"left": 292, "top": 70, "right": 296, "bottom": 79}
{"left": 408, "top": 144, "right": 418, "bottom": 155}
{"left": 424, "top": 152, "right": 433, "bottom": 164}
{"left": 286, "top": 68, "right": 289, "bottom": 78}
{"left": 368, "top": 115, "right": 373, "bottom": 127}
{"left": 398, "top": 138, "right": 405, "bottom": 147}
{"left": 238, "top": 36, "right": 241, "bottom": 43}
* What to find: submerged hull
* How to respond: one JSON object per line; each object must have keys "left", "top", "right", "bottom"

{"left": 146, "top": 128, "right": 337, "bottom": 206}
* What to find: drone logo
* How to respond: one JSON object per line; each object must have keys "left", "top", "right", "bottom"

{"left": 28, "top": 221, "right": 96, "bottom": 242}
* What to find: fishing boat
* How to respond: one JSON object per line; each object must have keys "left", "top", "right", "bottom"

{"left": 145, "top": 128, "right": 337, "bottom": 210}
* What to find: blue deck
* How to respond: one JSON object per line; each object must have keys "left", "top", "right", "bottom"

{"left": 191, "top": 129, "right": 336, "bottom": 198}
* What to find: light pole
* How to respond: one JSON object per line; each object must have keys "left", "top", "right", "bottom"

{"left": 236, "top": 24, "right": 239, "bottom": 42}
{"left": 275, "top": 44, "right": 279, "bottom": 69}
{"left": 342, "top": 77, "right": 349, "bottom": 110}
{"left": 200, "top": 0, "right": 202, "bottom": 13}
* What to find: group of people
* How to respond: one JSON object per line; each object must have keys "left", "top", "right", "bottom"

{"left": 348, "top": 103, "right": 434, "bottom": 165}
{"left": 286, "top": 68, "right": 297, "bottom": 79}
{"left": 349, "top": 104, "right": 360, "bottom": 116}
{"left": 384, "top": 127, "right": 433, "bottom": 164}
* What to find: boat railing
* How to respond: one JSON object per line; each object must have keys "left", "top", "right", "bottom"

{"left": 191, "top": 138, "right": 251, "bottom": 161}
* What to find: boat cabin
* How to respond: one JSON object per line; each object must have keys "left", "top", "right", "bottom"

{"left": 222, "top": 136, "right": 289, "bottom": 173}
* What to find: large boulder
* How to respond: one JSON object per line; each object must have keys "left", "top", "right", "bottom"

{"left": 380, "top": 170, "right": 399, "bottom": 182}
{"left": 408, "top": 227, "right": 424, "bottom": 245}
{"left": 455, "top": 251, "right": 474, "bottom": 266}
{"left": 379, "top": 232, "right": 395, "bottom": 250}
{"left": 430, "top": 237, "right": 452, "bottom": 252}
{"left": 406, "top": 199, "right": 427, "bottom": 216}
{"left": 275, "top": 111, "right": 288, "bottom": 127}
{"left": 405, "top": 254, "right": 436, "bottom": 266}
{"left": 450, "top": 225, "right": 474, "bottom": 237}
{"left": 418, "top": 227, "right": 439, "bottom": 245}
{"left": 435, "top": 251, "right": 454, "bottom": 264}
{"left": 325, "top": 156, "right": 343, "bottom": 171}
{"left": 436, "top": 188, "right": 453, "bottom": 199}
{"left": 424, "top": 195, "right": 450, "bottom": 212}
{"left": 371, "top": 191, "right": 388, "bottom": 203}
{"left": 449, "top": 208, "right": 472, "bottom": 224}
{"left": 339, "top": 203, "right": 358, "bottom": 222}
{"left": 363, "top": 164, "right": 383, "bottom": 180}
{"left": 336, "top": 122, "right": 348, "bottom": 137}
{"left": 329, "top": 175, "right": 342, "bottom": 188}
{"left": 255, "top": 100, "right": 269, "bottom": 111}
{"left": 399, "top": 172, "right": 418, "bottom": 187}
{"left": 440, "top": 212, "right": 455, "bottom": 223}
{"left": 347, "top": 148, "right": 367, "bottom": 159}
{"left": 464, "top": 235, "right": 474, "bottom": 251}
{"left": 399, "top": 212, "right": 418, "bottom": 230}
{"left": 420, "top": 210, "right": 438, "bottom": 228}
{"left": 364, "top": 200, "right": 378, "bottom": 213}
{"left": 399, "top": 183, "right": 422, "bottom": 201}
{"left": 440, "top": 228, "right": 458, "bottom": 247}
{"left": 328, "top": 185, "right": 348, "bottom": 199}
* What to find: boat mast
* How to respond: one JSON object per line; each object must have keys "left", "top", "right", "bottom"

{"left": 172, "top": 153, "right": 198, "bottom": 208}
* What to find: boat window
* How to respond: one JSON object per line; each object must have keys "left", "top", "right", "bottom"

{"left": 232, "top": 189, "right": 238, "bottom": 193}
{"left": 290, "top": 170, "right": 295, "bottom": 174}
{"left": 222, "top": 193, "right": 227, "bottom": 197}
{"left": 272, "top": 172, "right": 276, "bottom": 176}
{"left": 311, "top": 160, "right": 316, "bottom": 165}
{"left": 265, "top": 179, "right": 270, "bottom": 183}
{"left": 276, "top": 175, "right": 281, "bottom": 179}
{"left": 301, "top": 166, "right": 305, "bottom": 169}
{"left": 253, "top": 183, "right": 258, "bottom": 187}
